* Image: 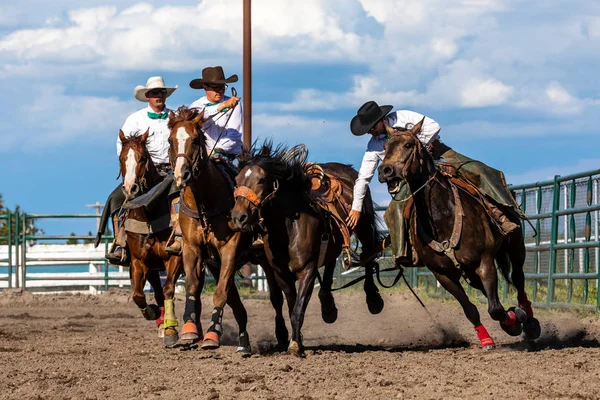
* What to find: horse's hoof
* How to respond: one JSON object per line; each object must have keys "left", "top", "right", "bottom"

{"left": 142, "top": 304, "right": 161, "bottom": 321}
{"left": 500, "top": 320, "right": 523, "bottom": 336}
{"left": 321, "top": 305, "right": 338, "bottom": 324}
{"left": 179, "top": 322, "right": 201, "bottom": 345}
{"left": 366, "top": 293, "right": 384, "bottom": 315}
{"left": 523, "top": 317, "right": 541, "bottom": 340}
{"left": 157, "top": 323, "right": 165, "bottom": 339}
{"left": 164, "top": 329, "right": 179, "bottom": 348}
{"left": 509, "top": 306, "right": 528, "bottom": 323}
{"left": 287, "top": 341, "right": 304, "bottom": 357}
{"left": 319, "top": 291, "right": 338, "bottom": 323}
{"left": 201, "top": 331, "right": 221, "bottom": 350}
{"left": 275, "top": 327, "right": 289, "bottom": 351}
{"left": 482, "top": 344, "right": 496, "bottom": 351}
{"left": 236, "top": 346, "right": 252, "bottom": 354}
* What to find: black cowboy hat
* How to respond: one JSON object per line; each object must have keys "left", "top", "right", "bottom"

{"left": 350, "top": 101, "right": 393, "bottom": 136}
{"left": 189, "top": 66, "right": 238, "bottom": 89}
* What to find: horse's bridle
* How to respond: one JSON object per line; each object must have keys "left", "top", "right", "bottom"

{"left": 174, "top": 132, "right": 205, "bottom": 179}
{"left": 388, "top": 131, "right": 439, "bottom": 201}
{"left": 234, "top": 180, "right": 280, "bottom": 211}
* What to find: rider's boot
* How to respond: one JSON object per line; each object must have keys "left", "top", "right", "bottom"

{"left": 486, "top": 201, "right": 520, "bottom": 235}
{"left": 105, "top": 213, "right": 129, "bottom": 266}
{"left": 165, "top": 197, "right": 183, "bottom": 255}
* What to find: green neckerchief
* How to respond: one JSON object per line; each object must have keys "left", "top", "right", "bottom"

{"left": 206, "top": 102, "right": 229, "bottom": 113}
{"left": 147, "top": 111, "right": 168, "bottom": 119}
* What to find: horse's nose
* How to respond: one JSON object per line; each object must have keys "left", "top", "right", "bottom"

{"left": 378, "top": 164, "right": 395, "bottom": 182}
{"left": 130, "top": 183, "right": 140, "bottom": 196}
{"left": 231, "top": 210, "right": 249, "bottom": 230}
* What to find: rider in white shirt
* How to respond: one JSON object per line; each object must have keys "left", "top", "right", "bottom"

{"left": 101, "top": 77, "right": 181, "bottom": 264}
{"left": 189, "top": 66, "right": 243, "bottom": 157}
{"left": 347, "top": 101, "right": 520, "bottom": 265}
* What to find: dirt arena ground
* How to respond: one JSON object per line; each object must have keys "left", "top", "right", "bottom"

{"left": 1, "top": 288, "right": 600, "bottom": 400}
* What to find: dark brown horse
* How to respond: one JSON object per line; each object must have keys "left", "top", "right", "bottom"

{"left": 231, "top": 142, "right": 383, "bottom": 356}
{"left": 117, "top": 129, "right": 183, "bottom": 347}
{"left": 377, "top": 119, "right": 541, "bottom": 349}
{"left": 167, "top": 106, "right": 282, "bottom": 352}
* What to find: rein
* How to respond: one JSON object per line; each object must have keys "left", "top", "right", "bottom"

{"left": 390, "top": 138, "right": 438, "bottom": 202}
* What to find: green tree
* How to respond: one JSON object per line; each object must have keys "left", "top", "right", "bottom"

{"left": 83, "top": 231, "right": 95, "bottom": 245}
{"left": 66, "top": 232, "right": 79, "bottom": 245}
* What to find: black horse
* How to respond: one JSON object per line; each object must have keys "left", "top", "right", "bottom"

{"left": 231, "top": 142, "right": 383, "bottom": 356}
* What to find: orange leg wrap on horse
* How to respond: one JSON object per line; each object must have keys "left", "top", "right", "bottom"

{"left": 474, "top": 325, "right": 495, "bottom": 348}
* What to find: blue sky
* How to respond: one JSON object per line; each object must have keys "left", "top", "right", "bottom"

{"left": 1, "top": 0, "right": 600, "bottom": 236}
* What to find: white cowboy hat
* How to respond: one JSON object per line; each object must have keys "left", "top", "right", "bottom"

{"left": 133, "top": 76, "right": 178, "bottom": 102}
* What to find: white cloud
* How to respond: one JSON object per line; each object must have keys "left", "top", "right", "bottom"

{"left": 0, "top": 84, "right": 137, "bottom": 151}
{"left": 1, "top": 0, "right": 600, "bottom": 153}
{"left": 460, "top": 78, "right": 513, "bottom": 107}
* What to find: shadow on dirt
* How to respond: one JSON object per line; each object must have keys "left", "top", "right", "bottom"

{"left": 256, "top": 325, "right": 471, "bottom": 355}
{"left": 502, "top": 323, "right": 600, "bottom": 352}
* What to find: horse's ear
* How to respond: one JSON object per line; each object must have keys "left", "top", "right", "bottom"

{"left": 192, "top": 109, "right": 205, "bottom": 126}
{"left": 141, "top": 128, "right": 150, "bottom": 143}
{"left": 408, "top": 117, "right": 426, "bottom": 137}
{"left": 169, "top": 110, "right": 176, "bottom": 120}
{"left": 384, "top": 120, "right": 396, "bottom": 137}
{"left": 119, "top": 129, "right": 126, "bottom": 142}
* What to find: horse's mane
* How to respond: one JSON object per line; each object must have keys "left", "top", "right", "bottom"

{"left": 239, "top": 140, "right": 311, "bottom": 192}
{"left": 120, "top": 131, "right": 159, "bottom": 162}
{"left": 167, "top": 106, "right": 205, "bottom": 130}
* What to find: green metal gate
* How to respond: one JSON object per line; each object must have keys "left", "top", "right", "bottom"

{"left": 0, "top": 213, "right": 13, "bottom": 288}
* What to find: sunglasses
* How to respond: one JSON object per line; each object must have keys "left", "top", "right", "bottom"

{"left": 369, "top": 121, "right": 381, "bottom": 133}
{"left": 205, "top": 83, "right": 228, "bottom": 92}
{"left": 147, "top": 89, "right": 167, "bottom": 96}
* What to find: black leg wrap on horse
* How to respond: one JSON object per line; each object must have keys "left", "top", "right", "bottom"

{"left": 207, "top": 306, "right": 224, "bottom": 335}
{"left": 239, "top": 331, "right": 251, "bottom": 349}
{"left": 364, "top": 261, "right": 384, "bottom": 314}
{"left": 182, "top": 294, "right": 199, "bottom": 323}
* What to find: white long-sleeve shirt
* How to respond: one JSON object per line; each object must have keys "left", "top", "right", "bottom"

{"left": 189, "top": 95, "right": 243, "bottom": 155}
{"left": 116, "top": 106, "right": 172, "bottom": 165}
{"left": 351, "top": 110, "right": 441, "bottom": 212}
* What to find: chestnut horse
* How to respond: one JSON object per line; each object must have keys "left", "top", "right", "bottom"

{"left": 377, "top": 119, "right": 541, "bottom": 349}
{"left": 117, "top": 129, "right": 183, "bottom": 347}
{"left": 167, "top": 106, "right": 282, "bottom": 352}
{"left": 231, "top": 142, "right": 384, "bottom": 356}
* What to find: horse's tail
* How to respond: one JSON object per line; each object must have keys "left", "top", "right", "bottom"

{"left": 495, "top": 241, "right": 513, "bottom": 285}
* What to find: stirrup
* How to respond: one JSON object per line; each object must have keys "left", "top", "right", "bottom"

{"left": 340, "top": 248, "right": 352, "bottom": 270}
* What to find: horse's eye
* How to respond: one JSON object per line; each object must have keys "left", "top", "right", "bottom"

{"left": 258, "top": 178, "right": 265, "bottom": 184}
{"left": 404, "top": 143, "right": 413, "bottom": 149}
{"left": 140, "top": 156, "right": 147, "bottom": 162}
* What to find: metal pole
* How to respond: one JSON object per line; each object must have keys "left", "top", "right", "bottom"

{"left": 243, "top": 0, "right": 252, "bottom": 149}
{"left": 547, "top": 175, "right": 561, "bottom": 305}
{"left": 7, "top": 212, "right": 12, "bottom": 288}
{"left": 15, "top": 212, "right": 20, "bottom": 289}
{"left": 86, "top": 202, "right": 104, "bottom": 231}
